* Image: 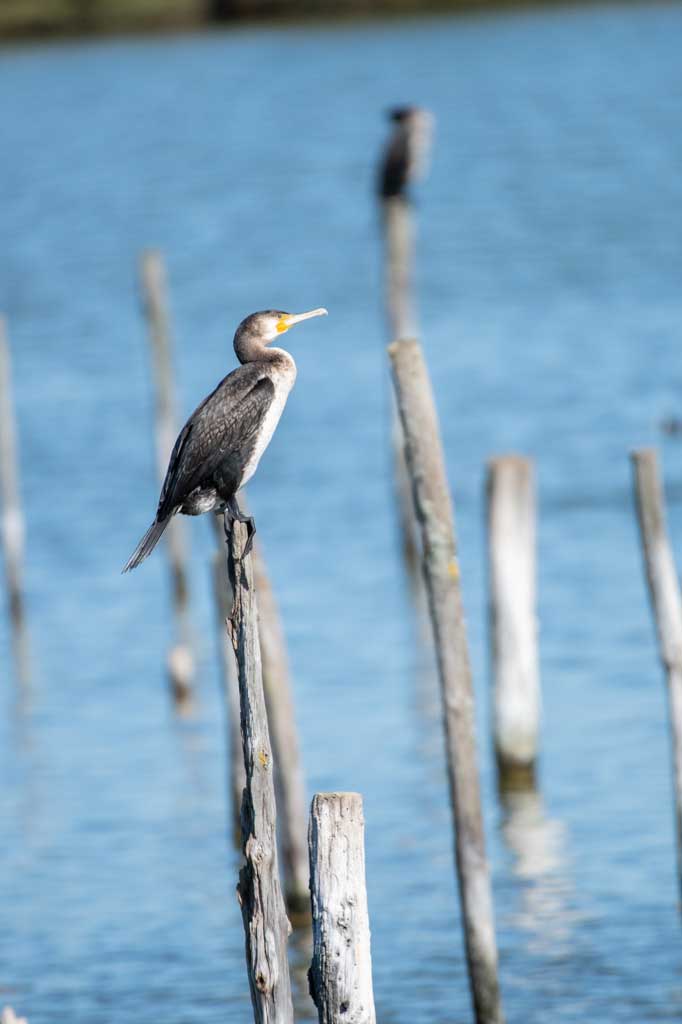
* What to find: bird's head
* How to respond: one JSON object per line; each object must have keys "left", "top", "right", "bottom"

{"left": 236, "top": 308, "right": 328, "bottom": 345}
{"left": 388, "top": 106, "right": 416, "bottom": 123}
{"left": 233, "top": 308, "right": 328, "bottom": 362}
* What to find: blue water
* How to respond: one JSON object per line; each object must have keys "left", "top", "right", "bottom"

{"left": 2, "top": 1, "right": 682, "bottom": 1021}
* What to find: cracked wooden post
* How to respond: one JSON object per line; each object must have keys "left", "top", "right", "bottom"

{"left": 213, "top": 511, "right": 310, "bottom": 920}
{"left": 388, "top": 339, "right": 503, "bottom": 1024}
{"left": 0, "top": 316, "right": 29, "bottom": 685}
{"left": 486, "top": 455, "right": 540, "bottom": 790}
{"left": 254, "top": 552, "right": 310, "bottom": 924}
{"left": 139, "top": 249, "right": 193, "bottom": 711}
{"left": 631, "top": 447, "right": 682, "bottom": 901}
{"left": 226, "top": 520, "right": 294, "bottom": 1024}
{"left": 308, "top": 792, "right": 376, "bottom": 1024}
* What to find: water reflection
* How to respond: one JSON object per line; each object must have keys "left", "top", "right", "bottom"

{"left": 499, "top": 785, "right": 577, "bottom": 956}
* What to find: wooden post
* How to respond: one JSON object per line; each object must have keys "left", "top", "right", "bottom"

{"left": 486, "top": 455, "right": 540, "bottom": 789}
{"left": 381, "top": 197, "right": 420, "bottom": 577}
{"left": 226, "top": 521, "right": 294, "bottom": 1024}
{"left": 139, "top": 250, "right": 193, "bottom": 711}
{"left": 382, "top": 196, "right": 416, "bottom": 342}
{"left": 0, "top": 316, "right": 29, "bottom": 685}
{"left": 212, "top": 543, "right": 245, "bottom": 847}
{"left": 212, "top": 511, "right": 309, "bottom": 918}
{"left": 308, "top": 792, "right": 376, "bottom": 1024}
{"left": 631, "top": 447, "right": 682, "bottom": 899}
{"left": 254, "top": 553, "right": 310, "bottom": 923}
{"left": 388, "top": 339, "right": 503, "bottom": 1024}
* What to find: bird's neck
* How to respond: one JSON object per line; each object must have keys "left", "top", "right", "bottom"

{"left": 266, "top": 346, "right": 296, "bottom": 369}
{"left": 235, "top": 338, "right": 295, "bottom": 371}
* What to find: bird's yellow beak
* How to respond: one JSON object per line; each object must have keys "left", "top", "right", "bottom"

{"left": 277, "top": 308, "right": 328, "bottom": 333}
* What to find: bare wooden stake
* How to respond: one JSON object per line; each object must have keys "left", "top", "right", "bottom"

{"left": 139, "top": 250, "right": 193, "bottom": 710}
{"left": 631, "top": 447, "right": 682, "bottom": 901}
{"left": 226, "top": 520, "right": 294, "bottom": 1024}
{"left": 388, "top": 339, "right": 503, "bottom": 1024}
{"left": 254, "top": 551, "right": 310, "bottom": 923}
{"left": 308, "top": 792, "right": 376, "bottom": 1024}
{"left": 486, "top": 455, "right": 540, "bottom": 789}
{"left": 381, "top": 198, "right": 421, "bottom": 579}
{"left": 382, "top": 196, "right": 416, "bottom": 342}
{"left": 212, "top": 511, "right": 309, "bottom": 918}
{"left": 0, "top": 316, "right": 29, "bottom": 685}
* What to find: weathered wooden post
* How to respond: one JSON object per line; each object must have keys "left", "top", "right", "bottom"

{"left": 388, "top": 338, "right": 503, "bottom": 1024}
{"left": 213, "top": 509, "right": 310, "bottom": 919}
{"left": 378, "top": 106, "right": 434, "bottom": 342}
{"left": 308, "top": 792, "right": 376, "bottom": 1024}
{"left": 383, "top": 196, "right": 416, "bottom": 342}
{"left": 254, "top": 552, "right": 310, "bottom": 922}
{"left": 382, "top": 197, "right": 420, "bottom": 577}
{"left": 377, "top": 197, "right": 419, "bottom": 582}
{"left": 631, "top": 447, "right": 682, "bottom": 900}
{"left": 378, "top": 108, "right": 434, "bottom": 578}
{"left": 139, "top": 250, "right": 193, "bottom": 711}
{"left": 486, "top": 455, "right": 540, "bottom": 789}
{"left": 0, "top": 316, "right": 29, "bottom": 685}
{"left": 226, "top": 520, "right": 294, "bottom": 1023}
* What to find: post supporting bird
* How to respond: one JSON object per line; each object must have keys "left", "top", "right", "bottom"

{"left": 123, "top": 307, "right": 327, "bottom": 573}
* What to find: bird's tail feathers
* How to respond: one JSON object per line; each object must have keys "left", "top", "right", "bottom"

{"left": 122, "top": 516, "right": 171, "bottom": 573}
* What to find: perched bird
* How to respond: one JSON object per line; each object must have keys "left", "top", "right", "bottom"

{"left": 377, "top": 106, "right": 434, "bottom": 200}
{"left": 123, "top": 307, "right": 327, "bottom": 572}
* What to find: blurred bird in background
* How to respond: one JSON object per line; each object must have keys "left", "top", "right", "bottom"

{"left": 377, "top": 105, "right": 435, "bottom": 201}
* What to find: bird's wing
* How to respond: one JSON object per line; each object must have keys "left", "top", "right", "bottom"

{"left": 157, "top": 366, "right": 275, "bottom": 517}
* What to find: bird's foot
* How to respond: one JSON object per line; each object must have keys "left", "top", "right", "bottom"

{"left": 242, "top": 517, "right": 256, "bottom": 558}
{"left": 225, "top": 498, "right": 256, "bottom": 559}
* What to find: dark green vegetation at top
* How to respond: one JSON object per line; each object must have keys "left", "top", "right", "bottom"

{"left": 0, "top": 0, "right": 620, "bottom": 40}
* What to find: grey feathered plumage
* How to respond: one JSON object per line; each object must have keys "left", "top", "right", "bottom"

{"left": 122, "top": 364, "right": 276, "bottom": 573}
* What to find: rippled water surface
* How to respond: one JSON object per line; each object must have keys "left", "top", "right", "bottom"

{"left": 2, "top": 2, "right": 682, "bottom": 1021}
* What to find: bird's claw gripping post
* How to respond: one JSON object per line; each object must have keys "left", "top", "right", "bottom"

{"left": 224, "top": 499, "right": 256, "bottom": 561}
{"left": 242, "top": 521, "right": 256, "bottom": 558}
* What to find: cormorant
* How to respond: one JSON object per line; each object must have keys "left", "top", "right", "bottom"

{"left": 123, "top": 307, "right": 327, "bottom": 572}
{"left": 377, "top": 106, "right": 434, "bottom": 200}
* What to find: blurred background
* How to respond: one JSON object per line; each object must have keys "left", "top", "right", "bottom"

{"left": 1, "top": 1, "right": 682, "bottom": 1022}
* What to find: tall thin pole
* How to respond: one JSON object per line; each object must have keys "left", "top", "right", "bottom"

{"left": 139, "top": 250, "right": 193, "bottom": 711}
{"left": 383, "top": 196, "right": 417, "bottom": 342}
{"left": 213, "top": 510, "right": 310, "bottom": 919}
{"left": 378, "top": 108, "right": 434, "bottom": 578}
{"left": 382, "top": 198, "right": 420, "bottom": 577}
{"left": 0, "top": 316, "right": 29, "bottom": 685}
{"left": 388, "top": 338, "right": 503, "bottom": 1024}
{"left": 631, "top": 447, "right": 682, "bottom": 901}
{"left": 226, "top": 521, "right": 294, "bottom": 1024}
{"left": 486, "top": 455, "right": 540, "bottom": 789}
